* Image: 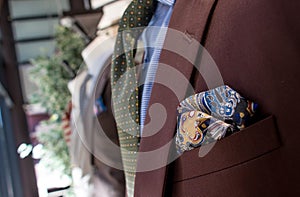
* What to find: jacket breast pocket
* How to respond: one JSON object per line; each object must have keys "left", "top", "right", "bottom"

{"left": 172, "top": 115, "right": 281, "bottom": 182}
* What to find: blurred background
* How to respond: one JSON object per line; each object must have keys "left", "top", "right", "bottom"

{"left": 0, "top": 0, "right": 130, "bottom": 196}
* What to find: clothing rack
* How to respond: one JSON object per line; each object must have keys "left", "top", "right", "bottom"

{"left": 61, "top": 0, "right": 121, "bottom": 41}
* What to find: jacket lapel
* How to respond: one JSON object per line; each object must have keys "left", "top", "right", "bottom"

{"left": 135, "top": 0, "right": 218, "bottom": 196}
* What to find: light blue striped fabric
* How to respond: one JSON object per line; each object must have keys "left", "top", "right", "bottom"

{"left": 140, "top": 0, "right": 175, "bottom": 134}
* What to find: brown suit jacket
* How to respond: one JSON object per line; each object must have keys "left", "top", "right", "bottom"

{"left": 135, "top": 0, "right": 300, "bottom": 196}
{"left": 94, "top": 64, "right": 125, "bottom": 197}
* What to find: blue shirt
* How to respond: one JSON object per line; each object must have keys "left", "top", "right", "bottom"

{"left": 140, "top": 0, "right": 175, "bottom": 134}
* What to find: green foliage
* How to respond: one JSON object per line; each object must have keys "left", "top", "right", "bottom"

{"left": 54, "top": 25, "right": 86, "bottom": 72}
{"left": 29, "top": 25, "right": 86, "bottom": 180}
{"left": 30, "top": 25, "right": 85, "bottom": 115}
{"left": 36, "top": 117, "right": 72, "bottom": 177}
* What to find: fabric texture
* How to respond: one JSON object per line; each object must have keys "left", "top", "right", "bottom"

{"left": 176, "top": 110, "right": 234, "bottom": 153}
{"left": 69, "top": 70, "right": 93, "bottom": 176}
{"left": 177, "top": 85, "right": 258, "bottom": 129}
{"left": 68, "top": 35, "right": 116, "bottom": 176}
{"left": 136, "top": 0, "right": 300, "bottom": 196}
{"left": 140, "top": 0, "right": 175, "bottom": 134}
{"left": 111, "top": 1, "right": 157, "bottom": 196}
{"left": 69, "top": 35, "right": 125, "bottom": 196}
{"left": 135, "top": 0, "right": 253, "bottom": 195}
{"left": 176, "top": 85, "right": 258, "bottom": 153}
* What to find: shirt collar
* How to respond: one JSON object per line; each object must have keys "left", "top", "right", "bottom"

{"left": 158, "top": 0, "right": 175, "bottom": 6}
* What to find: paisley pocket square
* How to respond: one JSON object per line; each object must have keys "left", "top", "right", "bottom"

{"left": 176, "top": 85, "right": 258, "bottom": 153}
{"left": 176, "top": 111, "right": 235, "bottom": 153}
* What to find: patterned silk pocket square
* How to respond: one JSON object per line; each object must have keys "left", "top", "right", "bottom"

{"left": 176, "top": 85, "right": 258, "bottom": 153}
{"left": 176, "top": 111, "right": 235, "bottom": 153}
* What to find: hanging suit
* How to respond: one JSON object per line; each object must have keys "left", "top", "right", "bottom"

{"left": 69, "top": 35, "right": 125, "bottom": 196}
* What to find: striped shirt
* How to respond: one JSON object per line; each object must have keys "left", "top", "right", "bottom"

{"left": 140, "top": 0, "right": 175, "bottom": 134}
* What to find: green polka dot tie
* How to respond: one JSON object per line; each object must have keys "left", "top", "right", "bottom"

{"left": 111, "top": 0, "right": 157, "bottom": 196}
